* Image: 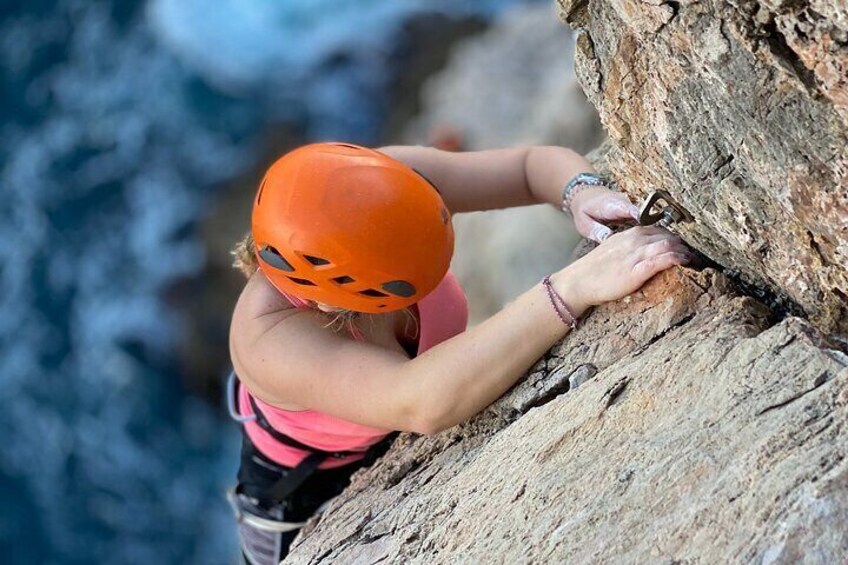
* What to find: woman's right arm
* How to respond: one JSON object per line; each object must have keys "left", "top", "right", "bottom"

{"left": 231, "top": 226, "right": 692, "bottom": 435}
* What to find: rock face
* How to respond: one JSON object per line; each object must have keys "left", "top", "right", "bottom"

{"left": 287, "top": 268, "right": 848, "bottom": 563}
{"left": 283, "top": 3, "right": 848, "bottom": 563}
{"left": 559, "top": 0, "right": 847, "bottom": 333}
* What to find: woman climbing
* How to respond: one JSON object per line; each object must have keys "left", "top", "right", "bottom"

{"left": 227, "top": 142, "right": 692, "bottom": 563}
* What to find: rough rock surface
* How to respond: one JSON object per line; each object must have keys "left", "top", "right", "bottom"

{"left": 558, "top": 0, "right": 848, "bottom": 333}
{"left": 287, "top": 268, "right": 848, "bottom": 563}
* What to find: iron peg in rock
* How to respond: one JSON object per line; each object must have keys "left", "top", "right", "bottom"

{"left": 638, "top": 190, "right": 694, "bottom": 228}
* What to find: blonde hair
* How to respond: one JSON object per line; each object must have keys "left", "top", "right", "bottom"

{"left": 231, "top": 232, "right": 418, "bottom": 339}
{"left": 232, "top": 231, "right": 260, "bottom": 278}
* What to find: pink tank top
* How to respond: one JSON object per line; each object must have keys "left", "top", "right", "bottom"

{"left": 238, "top": 271, "right": 468, "bottom": 469}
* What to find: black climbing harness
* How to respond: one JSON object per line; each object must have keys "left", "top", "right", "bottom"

{"left": 226, "top": 370, "right": 397, "bottom": 543}
{"left": 227, "top": 371, "right": 381, "bottom": 504}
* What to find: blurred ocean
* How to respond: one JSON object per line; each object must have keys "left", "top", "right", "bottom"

{"left": 0, "top": 0, "right": 539, "bottom": 562}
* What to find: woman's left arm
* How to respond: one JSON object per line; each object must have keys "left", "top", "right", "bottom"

{"left": 379, "top": 145, "right": 639, "bottom": 242}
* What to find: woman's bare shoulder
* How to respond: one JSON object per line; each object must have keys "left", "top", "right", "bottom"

{"left": 230, "top": 274, "right": 301, "bottom": 362}
{"left": 229, "top": 272, "right": 316, "bottom": 408}
{"left": 235, "top": 272, "right": 297, "bottom": 318}
{"left": 228, "top": 271, "right": 417, "bottom": 416}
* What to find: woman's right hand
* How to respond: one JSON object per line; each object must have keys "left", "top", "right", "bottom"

{"left": 551, "top": 226, "right": 694, "bottom": 315}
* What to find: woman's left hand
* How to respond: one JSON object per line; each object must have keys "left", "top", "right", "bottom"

{"left": 570, "top": 186, "right": 639, "bottom": 242}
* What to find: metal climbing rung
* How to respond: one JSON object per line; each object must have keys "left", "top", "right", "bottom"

{"left": 638, "top": 190, "right": 693, "bottom": 227}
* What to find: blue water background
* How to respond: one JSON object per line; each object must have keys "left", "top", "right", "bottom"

{"left": 0, "top": 0, "right": 540, "bottom": 562}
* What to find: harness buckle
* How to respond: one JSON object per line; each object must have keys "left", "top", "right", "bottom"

{"left": 227, "top": 487, "right": 307, "bottom": 533}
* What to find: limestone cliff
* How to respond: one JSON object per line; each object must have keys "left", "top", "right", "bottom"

{"left": 561, "top": 0, "right": 847, "bottom": 333}
{"left": 284, "top": 2, "right": 848, "bottom": 562}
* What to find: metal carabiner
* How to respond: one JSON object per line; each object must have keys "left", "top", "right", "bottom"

{"left": 638, "top": 190, "right": 693, "bottom": 227}
{"left": 227, "top": 371, "right": 257, "bottom": 424}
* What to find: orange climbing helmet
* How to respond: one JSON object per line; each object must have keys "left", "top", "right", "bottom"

{"left": 251, "top": 142, "right": 454, "bottom": 313}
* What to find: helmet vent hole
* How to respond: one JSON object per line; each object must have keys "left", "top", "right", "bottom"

{"left": 381, "top": 280, "right": 416, "bottom": 298}
{"left": 334, "top": 143, "right": 359, "bottom": 149}
{"left": 287, "top": 276, "right": 316, "bottom": 286}
{"left": 303, "top": 254, "right": 331, "bottom": 266}
{"left": 259, "top": 246, "right": 294, "bottom": 272}
{"left": 359, "top": 289, "right": 389, "bottom": 298}
{"left": 332, "top": 275, "right": 355, "bottom": 284}
{"left": 378, "top": 304, "right": 387, "bottom": 308}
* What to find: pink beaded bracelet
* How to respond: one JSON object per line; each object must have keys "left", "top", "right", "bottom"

{"left": 541, "top": 275, "right": 578, "bottom": 331}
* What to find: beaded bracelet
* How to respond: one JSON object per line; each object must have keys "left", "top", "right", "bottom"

{"left": 541, "top": 275, "right": 578, "bottom": 331}
{"left": 561, "top": 172, "right": 614, "bottom": 216}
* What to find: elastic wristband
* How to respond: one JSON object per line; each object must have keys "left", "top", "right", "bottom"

{"left": 542, "top": 275, "right": 578, "bottom": 331}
